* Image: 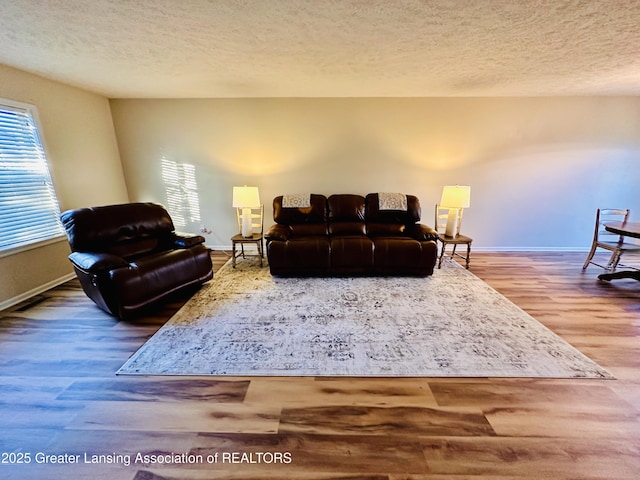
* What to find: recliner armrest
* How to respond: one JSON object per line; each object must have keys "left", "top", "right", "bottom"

{"left": 406, "top": 223, "right": 439, "bottom": 242}
{"left": 265, "top": 224, "right": 291, "bottom": 242}
{"left": 173, "top": 232, "right": 206, "bottom": 248}
{"left": 68, "top": 252, "right": 128, "bottom": 273}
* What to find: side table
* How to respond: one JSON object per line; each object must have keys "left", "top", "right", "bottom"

{"left": 437, "top": 233, "right": 472, "bottom": 269}
{"left": 231, "top": 233, "right": 264, "bottom": 268}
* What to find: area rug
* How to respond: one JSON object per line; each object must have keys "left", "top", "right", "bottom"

{"left": 117, "top": 258, "right": 612, "bottom": 378}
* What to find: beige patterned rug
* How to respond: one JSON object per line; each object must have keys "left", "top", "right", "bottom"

{"left": 118, "top": 258, "right": 612, "bottom": 378}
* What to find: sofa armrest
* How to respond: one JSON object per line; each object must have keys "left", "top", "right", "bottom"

{"left": 69, "top": 252, "right": 129, "bottom": 273}
{"left": 173, "top": 232, "right": 206, "bottom": 249}
{"left": 406, "top": 223, "right": 439, "bottom": 242}
{"left": 265, "top": 224, "right": 291, "bottom": 242}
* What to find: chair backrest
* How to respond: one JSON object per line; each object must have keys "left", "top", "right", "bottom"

{"left": 593, "top": 208, "right": 630, "bottom": 243}
{"left": 365, "top": 193, "right": 421, "bottom": 236}
{"left": 60, "top": 202, "right": 175, "bottom": 255}
{"left": 328, "top": 194, "right": 366, "bottom": 235}
{"left": 435, "top": 204, "right": 464, "bottom": 236}
{"left": 272, "top": 194, "right": 328, "bottom": 236}
{"left": 236, "top": 204, "right": 264, "bottom": 235}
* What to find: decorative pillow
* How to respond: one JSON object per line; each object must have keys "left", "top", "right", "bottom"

{"left": 282, "top": 193, "right": 311, "bottom": 208}
{"left": 378, "top": 192, "right": 407, "bottom": 211}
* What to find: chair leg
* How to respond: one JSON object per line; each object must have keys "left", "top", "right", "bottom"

{"left": 232, "top": 241, "right": 237, "bottom": 268}
{"left": 438, "top": 243, "right": 446, "bottom": 268}
{"left": 609, "top": 251, "right": 623, "bottom": 271}
{"left": 465, "top": 242, "right": 471, "bottom": 269}
{"left": 582, "top": 244, "right": 597, "bottom": 270}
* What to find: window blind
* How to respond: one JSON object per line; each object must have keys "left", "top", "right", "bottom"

{"left": 0, "top": 101, "right": 65, "bottom": 252}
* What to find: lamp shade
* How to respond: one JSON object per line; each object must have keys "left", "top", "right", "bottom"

{"left": 440, "top": 185, "right": 471, "bottom": 208}
{"left": 232, "top": 186, "right": 260, "bottom": 208}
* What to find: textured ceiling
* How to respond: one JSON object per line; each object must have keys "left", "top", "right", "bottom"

{"left": 1, "top": 0, "right": 639, "bottom": 98}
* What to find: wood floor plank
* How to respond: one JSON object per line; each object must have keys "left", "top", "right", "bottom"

{"left": 484, "top": 405, "right": 640, "bottom": 438}
{"left": 420, "top": 437, "right": 640, "bottom": 479}
{"left": 429, "top": 378, "right": 632, "bottom": 410}
{"left": 0, "top": 376, "right": 74, "bottom": 402}
{"left": 244, "top": 377, "right": 439, "bottom": 407}
{"left": 279, "top": 405, "right": 496, "bottom": 437}
{"left": 68, "top": 400, "right": 282, "bottom": 434}
{"left": 191, "top": 432, "right": 428, "bottom": 475}
{"left": 56, "top": 378, "right": 250, "bottom": 403}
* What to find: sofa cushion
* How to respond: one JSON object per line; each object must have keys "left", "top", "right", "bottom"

{"left": 330, "top": 236, "right": 374, "bottom": 269}
{"left": 373, "top": 237, "right": 429, "bottom": 269}
{"left": 110, "top": 237, "right": 165, "bottom": 259}
{"left": 110, "top": 246, "right": 212, "bottom": 309}
{"left": 328, "top": 194, "right": 366, "bottom": 235}
{"left": 366, "top": 222, "right": 406, "bottom": 236}
{"left": 267, "top": 236, "right": 331, "bottom": 276}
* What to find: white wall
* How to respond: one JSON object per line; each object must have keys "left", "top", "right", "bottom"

{"left": 0, "top": 64, "right": 129, "bottom": 309}
{"left": 110, "top": 97, "right": 640, "bottom": 250}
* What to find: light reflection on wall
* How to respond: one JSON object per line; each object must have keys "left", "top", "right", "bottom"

{"left": 161, "top": 157, "right": 201, "bottom": 229}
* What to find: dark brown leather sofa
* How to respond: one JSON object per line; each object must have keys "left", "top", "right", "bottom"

{"left": 60, "top": 202, "right": 213, "bottom": 319}
{"left": 265, "top": 193, "right": 438, "bottom": 276}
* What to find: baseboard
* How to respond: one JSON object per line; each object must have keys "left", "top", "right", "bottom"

{"left": 0, "top": 273, "right": 76, "bottom": 312}
{"left": 208, "top": 244, "right": 264, "bottom": 253}
{"left": 208, "top": 244, "right": 591, "bottom": 253}
{"left": 208, "top": 244, "right": 233, "bottom": 251}
{"left": 472, "top": 247, "right": 591, "bottom": 252}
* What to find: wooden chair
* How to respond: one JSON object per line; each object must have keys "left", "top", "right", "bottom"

{"left": 231, "top": 204, "right": 264, "bottom": 267}
{"left": 582, "top": 208, "right": 640, "bottom": 271}
{"left": 435, "top": 204, "right": 472, "bottom": 269}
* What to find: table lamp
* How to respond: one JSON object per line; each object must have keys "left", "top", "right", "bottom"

{"left": 232, "top": 186, "right": 260, "bottom": 237}
{"left": 440, "top": 185, "right": 471, "bottom": 237}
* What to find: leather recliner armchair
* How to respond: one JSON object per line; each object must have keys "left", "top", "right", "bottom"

{"left": 60, "top": 202, "right": 213, "bottom": 319}
{"left": 265, "top": 193, "right": 438, "bottom": 276}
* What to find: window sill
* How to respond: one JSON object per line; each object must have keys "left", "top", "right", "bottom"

{"left": 0, "top": 235, "right": 68, "bottom": 259}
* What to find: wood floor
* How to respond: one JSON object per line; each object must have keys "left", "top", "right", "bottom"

{"left": 1, "top": 251, "right": 639, "bottom": 479}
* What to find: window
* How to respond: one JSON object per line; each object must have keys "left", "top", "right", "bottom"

{"left": 0, "top": 99, "right": 65, "bottom": 253}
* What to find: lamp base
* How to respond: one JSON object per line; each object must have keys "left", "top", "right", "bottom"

{"left": 444, "top": 208, "right": 458, "bottom": 237}
{"left": 241, "top": 208, "right": 253, "bottom": 237}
